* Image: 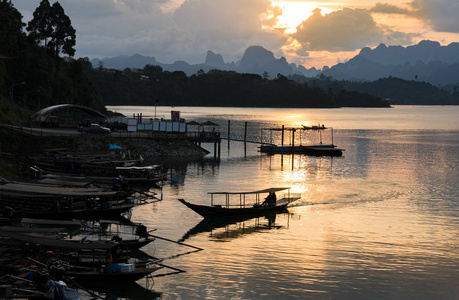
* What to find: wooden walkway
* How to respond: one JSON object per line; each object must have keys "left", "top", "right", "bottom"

{"left": 220, "top": 133, "right": 274, "bottom": 145}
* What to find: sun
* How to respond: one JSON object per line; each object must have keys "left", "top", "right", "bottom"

{"left": 272, "top": 1, "right": 334, "bottom": 34}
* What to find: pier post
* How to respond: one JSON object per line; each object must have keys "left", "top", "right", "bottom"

{"left": 244, "top": 122, "right": 247, "bottom": 157}
{"left": 227, "top": 120, "right": 231, "bottom": 149}
{"left": 281, "top": 125, "right": 284, "bottom": 146}
{"left": 292, "top": 128, "right": 295, "bottom": 150}
{"left": 331, "top": 128, "right": 334, "bottom": 146}
{"left": 218, "top": 140, "right": 221, "bottom": 159}
{"left": 244, "top": 122, "right": 247, "bottom": 142}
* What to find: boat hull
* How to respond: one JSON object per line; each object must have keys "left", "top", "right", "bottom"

{"left": 178, "top": 199, "right": 289, "bottom": 218}
{"left": 66, "top": 266, "right": 162, "bottom": 283}
{"left": 19, "top": 203, "right": 135, "bottom": 220}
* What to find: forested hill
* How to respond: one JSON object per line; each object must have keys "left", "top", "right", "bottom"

{"left": 0, "top": 1, "right": 105, "bottom": 119}
{"left": 288, "top": 75, "right": 459, "bottom": 105}
{"left": 82, "top": 62, "right": 390, "bottom": 108}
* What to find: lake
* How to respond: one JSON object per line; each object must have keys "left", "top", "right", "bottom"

{"left": 105, "top": 105, "right": 459, "bottom": 299}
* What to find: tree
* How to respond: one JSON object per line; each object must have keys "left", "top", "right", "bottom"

{"left": 262, "top": 71, "right": 269, "bottom": 80}
{"left": 27, "top": 0, "right": 76, "bottom": 57}
{"left": 0, "top": 0, "right": 25, "bottom": 54}
{"left": 97, "top": 60, "right": 104, "bottom": 70}
{"left": 0, "top": 1, "right": 26, "bottom": 98}
{"left": 50, "top": 2, "right": 76, "bottom": 56}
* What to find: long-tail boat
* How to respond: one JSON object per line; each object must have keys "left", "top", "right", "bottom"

{"left": 178, "top": 187, "right": 301, "bottom": 218}
{"left": 0, "top": 182, "right": 134, "bottom": 219}
{"left": 0, "top": 229, "right": 163, "bottom": 283}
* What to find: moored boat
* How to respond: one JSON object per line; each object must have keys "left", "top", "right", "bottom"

{"left": 0, "top": 229, "right": 163, "bottom": 283}
{"left": 65, "top": 262, "right": 163, "bottom": 283}
{"left": 0, "top": 182, "right": 134, "bottom": 219}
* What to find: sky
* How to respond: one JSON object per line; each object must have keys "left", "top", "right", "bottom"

{"left": 11, "top": 0, "right": 459, "bottom": 69}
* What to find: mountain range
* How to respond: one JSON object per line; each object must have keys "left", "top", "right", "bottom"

{"left": 91, "top": 46, "right": 321, "bottom": 79}
{"left": 91, "top": 40, "right": 459, "bottom": 87}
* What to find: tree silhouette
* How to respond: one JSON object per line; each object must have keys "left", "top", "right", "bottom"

{"left": 0, "top": 0, "right": 25, "bottom": 54}
{"left": 27, "top": 0, "right": 76, "bottom": 57}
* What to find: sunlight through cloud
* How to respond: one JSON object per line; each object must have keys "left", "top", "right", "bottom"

{"left": 272, "top": 1, "right": 334, "bottom": 34}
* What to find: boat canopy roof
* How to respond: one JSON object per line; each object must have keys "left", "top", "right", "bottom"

{"left": 0, "top": 183, "right": 117, "bottom": 196}
{"left": 0, "top": 229, "right": 116, "bottom": 249}
{"left": 208, "top": 187, "right": 291, "bottom": 195}
{"left": 115, "top": 165, "right": 160, "bottom": 170}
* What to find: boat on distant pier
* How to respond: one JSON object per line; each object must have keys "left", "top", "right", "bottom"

{"left": 259, "top": 124, "right": 344, "bottom": 156}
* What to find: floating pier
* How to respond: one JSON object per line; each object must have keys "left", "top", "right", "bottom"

{"left": 259, "top": 124, "right": 344, "bottom": 156}
{"left": 259, "top": 144, "right": 343, "bottom": 156}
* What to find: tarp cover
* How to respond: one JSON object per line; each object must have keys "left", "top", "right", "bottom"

{"left": 109, "top": 144, "right": 122, "bottom": 150}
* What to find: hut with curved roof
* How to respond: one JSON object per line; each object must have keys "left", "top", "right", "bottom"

{"left": 31, "top": 104, "right": 107, "bottom": 127}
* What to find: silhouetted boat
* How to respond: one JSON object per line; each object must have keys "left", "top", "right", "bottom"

{"left": 178, "top": 187, "right": 301, "bottom": 218}
{"left": 0, "top": 182, "right": 134, "bottom": 219}
{"left": 0, "top": 229, "right": 162, "bottom": 283}
{"left": 65, "top": 263, "right": 162, "bottom": 283}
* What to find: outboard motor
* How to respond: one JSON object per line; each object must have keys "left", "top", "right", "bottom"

{"left": 135, "top": 224, "right": 149, "bottom": 238}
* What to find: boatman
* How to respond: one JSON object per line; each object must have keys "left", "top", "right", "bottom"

{"left": 270, "top": 192, "right": 277, "bottom": 206}
{"left": 263, "top": 192, "right": 277, "bottom": 206}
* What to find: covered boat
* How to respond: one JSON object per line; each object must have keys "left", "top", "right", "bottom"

{"left": 0, "top": 229, "right": 163, "bottom": 283}
{"left": 0, "top": 182, "right": 134, "bottom": 219}
{"left": 178, "top": 187, "right": 301, "bottom": 218}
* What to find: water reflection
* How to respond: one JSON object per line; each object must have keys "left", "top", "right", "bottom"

{"left": 83, "top": 281, "right": 161, "bottom": 300}
{"left": 104, "top": 106, "right": 459, "bottom": 299}
{"left": 180, "top": 213, "right": 292, "bottom": 242}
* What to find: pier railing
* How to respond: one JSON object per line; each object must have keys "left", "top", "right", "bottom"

{"left": 220, "top": 132, "right": 274, "bottom": 145}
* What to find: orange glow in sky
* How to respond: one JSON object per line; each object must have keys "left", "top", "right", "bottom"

{"left": 272, "top": 1, "right": 334, "bottom": 34}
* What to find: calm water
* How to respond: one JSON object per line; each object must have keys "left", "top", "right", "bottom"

{"left": 105, "top": 106, "right": 459, "bottom": 299}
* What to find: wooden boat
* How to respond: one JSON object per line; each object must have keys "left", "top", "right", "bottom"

{"left": 29, "top": 152, "right": 166, "bottom": 185}
{"left": 178, "top": 187, "right": 301, "bottom": 218}
{"left": 0, "top": 229, "right": 162, "bottom": 283}
{"left": 27, "top": 149, "right": 167, "bottom": 187}
{"left": 65, "top": 262, "right": 163, "bottom": 283}
{"left": 0, "top": 182, "right": 134, "bottom": 219}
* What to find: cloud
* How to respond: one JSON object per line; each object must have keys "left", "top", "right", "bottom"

{"left": 292, "top": 7, "right": 415, "bottom": 53}
{"left": 12, "top": 0, "right": 456, "bottom": 69}
{"left": 293, "top": 8, "right": 386, "bottom": 52}
{"left": 172, "top": 0, "right": 287, "bottom": 62}
{"left": 14, "top": 0, "right": 288, "bottom": 63}
{"left": 370, "top": 3, "right": 411, "bottom": 15}
{"left": 410, "top": 0, "right": 459, "bottom": 33}
{"left": 370, "top": 1, "right": 459, "bottom": 33}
